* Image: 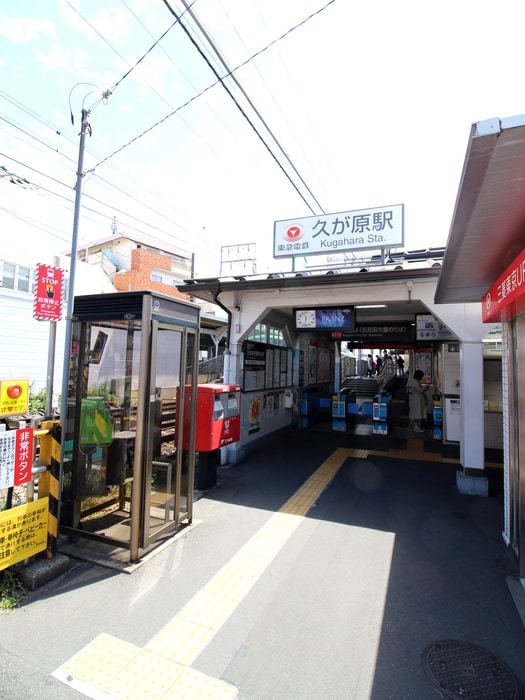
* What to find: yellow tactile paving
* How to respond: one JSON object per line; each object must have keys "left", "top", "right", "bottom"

{"left": 145, "top": 447, "right": 350, "bottom": 667}
{"left": 55, "top": 447, "right": 353, "bottom": 698}
{"left": 54, "top": 438, "right": 497, "bottom": 698}
{"left": 54, "top": 633, "right": 237, "bottom": 700}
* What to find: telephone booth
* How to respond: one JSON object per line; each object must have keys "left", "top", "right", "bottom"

{"left": 60, "top": 290, "right": 200, "bottom": 562}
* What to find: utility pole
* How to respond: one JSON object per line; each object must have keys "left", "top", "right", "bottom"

{"left": 57, "top": 107, "right": 91, "bottom": 522}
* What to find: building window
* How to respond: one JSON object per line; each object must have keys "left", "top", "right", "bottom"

{"left": 18, "top": 266, "right": 30, "bottom": 292}
{"left": 247, "top": 323, "right": 285, "bottom": 346}
{"left": 151, "top": 274, "right": 163, "bottom": 283}
{"left": 2, "top": 262, "right": 15, "bottom": 290}
{"left": 0, "top": 262, "right": 35, "bottom": 293}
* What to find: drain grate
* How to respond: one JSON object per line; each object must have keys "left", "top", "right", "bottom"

{"left": 422, "top": 640, "right": 522, "bottom": 700}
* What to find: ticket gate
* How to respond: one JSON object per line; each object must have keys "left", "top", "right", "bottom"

{"left": 60, "top": 290, "right": 200, "bottom": 562}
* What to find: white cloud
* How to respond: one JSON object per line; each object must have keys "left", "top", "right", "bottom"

{"left": 89, "top": 7, "right": 133, "bottom": 44}
{"left": 0, "top": 15, "right": 56, "bottom": 43}
{"left": 35, "top": 44, "right": 90, "bottom": 78}
{"left": 61, "top": 2, "right": 132, "bottom": 44}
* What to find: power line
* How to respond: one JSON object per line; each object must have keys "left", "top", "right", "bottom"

{"left": 64, "top": 0, "right": 178, "bottom": 100}
{"left": 118, "top": 0, "right": 234, "bottom": 155}
{"left": 92, "top": 0, "right": 337, "bottom": 215}
{"left": 172, "top": 0, "right": 324, "bottom": 214}
{"left": 0, "top": 204, "right": 71, "bottom": 244}
{"left": 0, "top": 150, "right": 218, "bottom": 261}
{"left": 0, "top": 97, "right": 194, "bottom": 233}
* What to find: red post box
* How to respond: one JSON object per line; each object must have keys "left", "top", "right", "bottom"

{"left": 180, "top": 384, "right": 241, "bottom": 452}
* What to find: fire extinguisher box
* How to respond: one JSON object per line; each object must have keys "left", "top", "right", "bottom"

{"left": 181, "top": 384, "right": 242, "bottom": 452}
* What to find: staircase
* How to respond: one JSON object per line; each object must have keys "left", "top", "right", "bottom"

{"left": 341, "top": 376, "right": 379, "bottom": 399}
{"left": 341, "top": 369, "right": 405, "bottom": 400}
{"left": 198, "top": 355, "right": 224, "bottom": 383}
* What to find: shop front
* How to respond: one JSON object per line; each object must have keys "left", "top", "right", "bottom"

{"left": 435, "top": 113, "right": 525, "bottom": 579}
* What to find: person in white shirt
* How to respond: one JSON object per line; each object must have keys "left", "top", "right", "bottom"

{"left": 407, "top": 369, "right": 428, "bottom": 432}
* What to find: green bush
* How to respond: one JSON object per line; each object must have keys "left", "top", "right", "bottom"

{"left": 28, "top": 388, "right": 47, "bottom": 414}
{"left": 87, "top": 381, "right": 120, "bottom": 406}
{"left": 26, "top": 381, "right": 120, "bottom": 416}
{"left": 0, "top": 569, "right": 26, "bottom": 612}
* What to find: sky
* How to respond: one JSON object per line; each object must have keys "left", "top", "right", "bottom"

{"left": 2, "top": 0, "right": 525, "bottom": 279}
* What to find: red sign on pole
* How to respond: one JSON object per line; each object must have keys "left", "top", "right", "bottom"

{"left": 33, "top": 263, "right": 64, "bottom": 321}
{"left": 482, "top": 249, "right": 525, "bottom": 323}
{"left": 0, "top": 427, "right": 34, "bottom": 488}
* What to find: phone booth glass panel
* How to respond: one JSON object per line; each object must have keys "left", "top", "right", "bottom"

{"left": 60, "top": 291, "right": 200, "bottom": 561}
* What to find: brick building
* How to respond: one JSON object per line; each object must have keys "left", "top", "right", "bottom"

{"left": 77, "top": 232, "right": 192, "bottom": 298}
{"left": 113, "top": 246, "right": 190, "bottom": 301}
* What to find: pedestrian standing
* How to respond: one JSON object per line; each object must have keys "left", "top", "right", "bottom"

{"left": 407, "top": 369, "right": 428, "bottom": 432}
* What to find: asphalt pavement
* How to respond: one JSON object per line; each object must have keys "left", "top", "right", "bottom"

{"left": 1, "top": 426, "right": 524, "bottom": 699}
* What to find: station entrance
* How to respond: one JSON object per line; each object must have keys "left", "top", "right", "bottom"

{"left": 60, "top": 291, "right": 200, "bottom": 562}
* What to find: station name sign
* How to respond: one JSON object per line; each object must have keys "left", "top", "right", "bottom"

{"left": 274, "top": 203, "right": 404, "bottom": 258}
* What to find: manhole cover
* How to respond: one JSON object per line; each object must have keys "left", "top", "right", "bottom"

{"left": 422, "top": 640, "right": 522, "bottom": 700}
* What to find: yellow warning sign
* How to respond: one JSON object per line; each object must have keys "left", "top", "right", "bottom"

{"left": 0, "top": 379, "right": 29, "bottom": 416}
{"left": 0, "top": 498, "right": 49, "bottom": 571}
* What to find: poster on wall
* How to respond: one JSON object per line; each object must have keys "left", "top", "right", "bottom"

{"left": 244, "top": 341, "right": 266, "bottom": 390}
{"left": 248, "top": 394, "right": 261, "bottom": 434}
{"left": 318, "top": 348, "right": 331, "bottom": 382}
{"left": 243, "top": 340, "right": 293, "bottom": 391}
{"left": 287, "top": 349, "right": 293, "bottom": 386}
{"left": 414, "top": 349, "right": 432, "bottom": 384}
{"left": 308, "top": 345, "right": 318, "bottom": 384}
{"left": 273, "top": 348, "right": 280, "bottom": 387}
{"left": 265, "top": 348, "right": 274, "bottom": 389}
{"left": 280, "top": 348, "right": 288, "bottom": 387}
{"left": 416, "top": 314, "right": 455, "bottom": 341}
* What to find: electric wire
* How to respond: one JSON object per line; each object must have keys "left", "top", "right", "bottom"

{"left": 246, "top": 0, "right": 343, "bottom": 204}
{"left": 118, "top": 0, "right": 233, "bottom": 154}
{"left": 92, "top": 0, "right": 337, "bottom": 215}
{"left": 63, "top": 0, "right": 209, "bottom": 152}
{"left": 63, "top": 0, "right": 176, "bottom": 99}
{"left": 0, "top": 151, "right": 215, "bottom": 259}
{"left": 0, "top": 98, "right": 195, "bottom": 234}
{"left": 178, "top": 0, "right": 326, "bottom": 214}
{"left": 0, "top": 204, "right": 72, "bottom": 244}
{"left": 2, "top": 3, "right": 335, "bottom": 271}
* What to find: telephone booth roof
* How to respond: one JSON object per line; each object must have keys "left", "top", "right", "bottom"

{"left": 72, "top": 290, "right": 200, "bottom": 325}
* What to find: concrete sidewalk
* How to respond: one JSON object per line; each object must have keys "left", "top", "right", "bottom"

{"left": 1, "top": 429, "right": 524, "bottom": 699}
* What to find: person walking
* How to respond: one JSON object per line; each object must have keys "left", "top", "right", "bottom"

{"left": 396, "top": 355, "right": 405, "bottom": 376}
{"left": 407, "top": 369, "right": 428, "bottom": 432}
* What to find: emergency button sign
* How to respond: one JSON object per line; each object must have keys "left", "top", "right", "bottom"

{"left": 33, "top": 263, "right": 64, "bottom": 321}
{"left": 0, "top": 379, "right": 29, "bottom": 416}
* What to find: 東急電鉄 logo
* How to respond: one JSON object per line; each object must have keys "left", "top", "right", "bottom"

{"left": 282, "top": 224, "right": 304, "bottom": 243}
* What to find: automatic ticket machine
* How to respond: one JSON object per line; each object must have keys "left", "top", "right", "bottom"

{"left": 61, "top": 290, "right": 200, "bottom": 562}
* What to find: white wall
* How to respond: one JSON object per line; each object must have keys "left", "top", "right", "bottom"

{"left": 0, "top": 261, "right": 116, "bottom": 403}
{"left": 0, "top": 293, "right": 66, "bottom": 398}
